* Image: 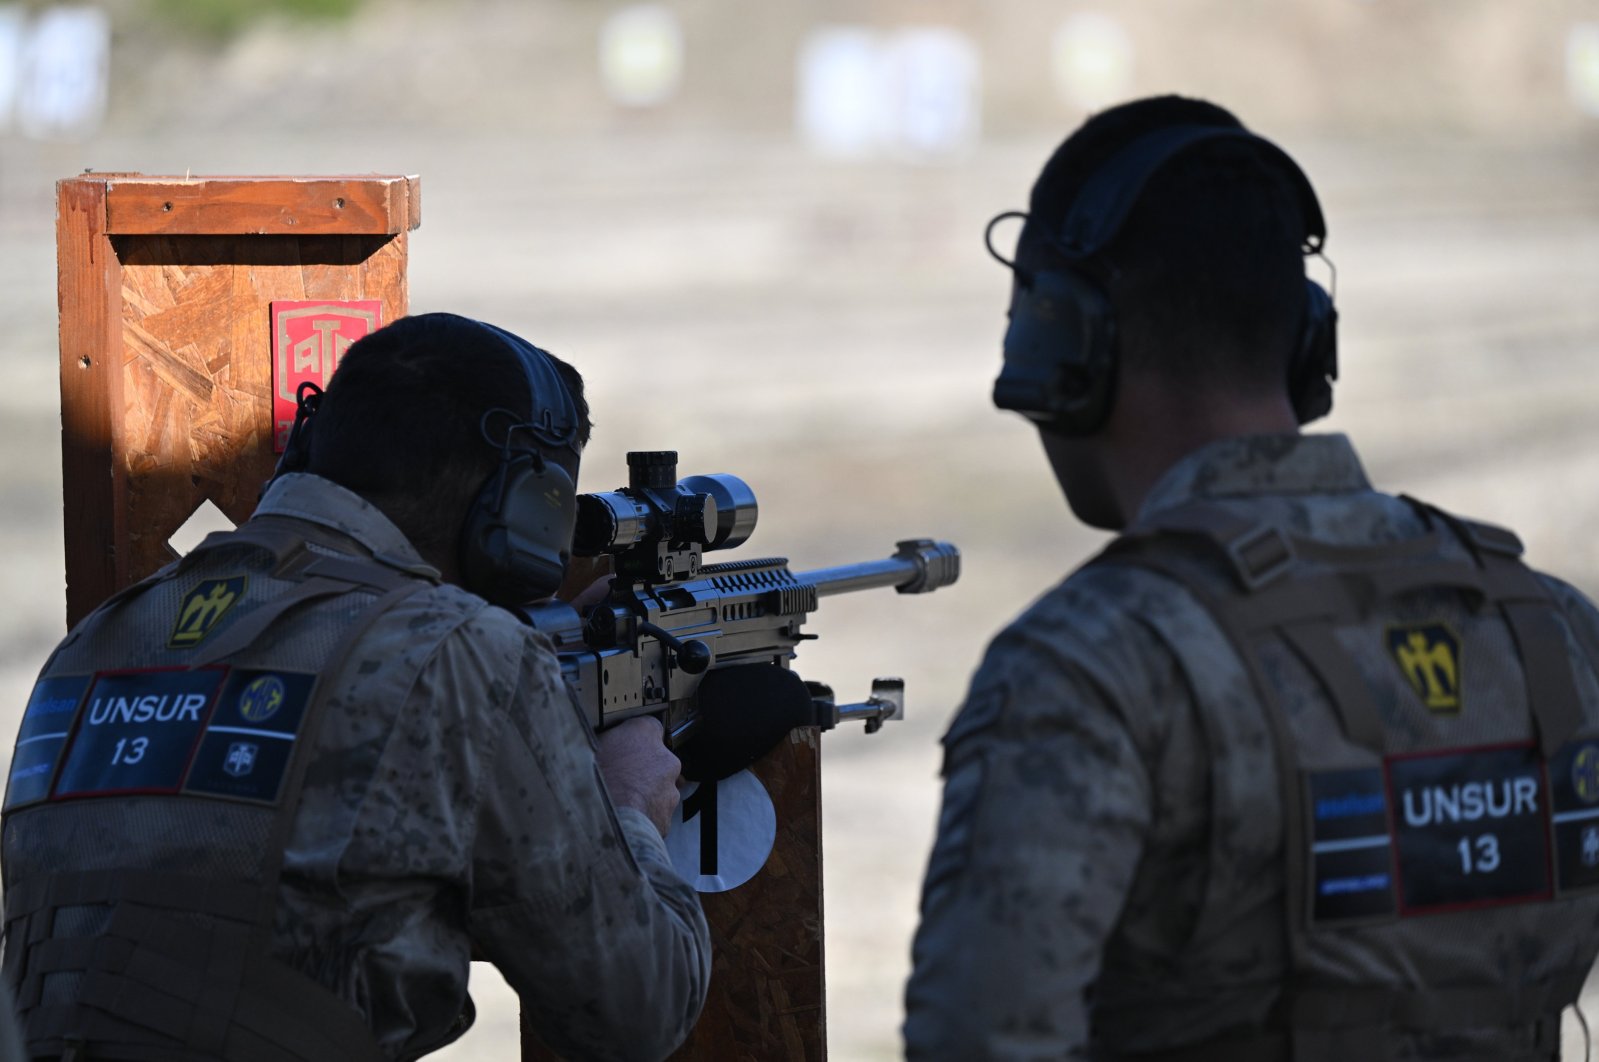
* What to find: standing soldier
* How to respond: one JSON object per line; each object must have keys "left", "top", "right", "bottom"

{"left": 905, "top": 96, "right": 1599, "bottom": 1060}
{"left": 3, "top": 313, "right": 709, "bottom": 1061}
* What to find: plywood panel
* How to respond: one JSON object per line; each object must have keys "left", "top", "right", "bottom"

{"left": 114, "top": 233, "right": 408, "bottom": 581}
{"left": 670, "top": 729, "right": 826, "bottom": 1062}
{"left": 58, "top": 174, "right": 417, "bottom": 626}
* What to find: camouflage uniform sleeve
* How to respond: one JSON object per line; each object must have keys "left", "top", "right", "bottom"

{"left": 1537, "top": 573, "right": 1599, "bottom": 699}
{"left": 1540, "top": 574, "right": 1599, "bottom": 656}
{"left": 904, "top": 592, "right": 1155, "bottom": 1061}
{"left": 469, "top": 629, "right": 710, "bottom": 1062}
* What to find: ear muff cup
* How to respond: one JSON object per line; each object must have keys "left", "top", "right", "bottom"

{"left": 994, "top": 269, "right": 1118, "bottom": 437}
{"left": 1001, "top": 269, "right": 1336, "bottom": 436}
{"left": 459, "top": 450, "right": 577, "bottom": 606}
{"left": 451, "top": 317, "right": 583, "bottom": 607}
{"left": 1288, "top": 278, "right": 1339, "bottom": 426}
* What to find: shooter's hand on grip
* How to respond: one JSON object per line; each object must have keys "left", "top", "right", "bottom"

{"left": 596, "top": 717, "right": 682, "bottom": 837}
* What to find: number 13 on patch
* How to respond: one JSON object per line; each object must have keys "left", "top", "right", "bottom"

{"left": 1456, "top": 833, "right": 1501, "bottom": 874}
{"left": 664, "top": 769, "right": 777, "bottom": 893}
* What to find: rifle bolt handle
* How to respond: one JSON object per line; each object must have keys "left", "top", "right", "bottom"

{"left": 676, "top": 639, "right": 712, "bottom": 674}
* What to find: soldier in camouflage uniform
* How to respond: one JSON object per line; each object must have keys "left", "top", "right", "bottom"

{"left": 905, "top": 97, "right": 1599, "bottom": 1061}
{"left": 2, "top": 314, "right": 710, "bottom": 1061}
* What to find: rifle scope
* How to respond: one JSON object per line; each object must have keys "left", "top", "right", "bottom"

{"left": 573, "top": 450, "right": 758, "bottom": 555}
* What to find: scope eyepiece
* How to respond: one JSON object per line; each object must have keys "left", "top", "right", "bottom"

{"left": 573, "top": 490, "right": 652, "bottom": 555}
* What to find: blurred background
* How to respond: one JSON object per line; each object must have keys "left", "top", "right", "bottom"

{"left": 2, "top": 0, "right": 1599, "bottom": 1057}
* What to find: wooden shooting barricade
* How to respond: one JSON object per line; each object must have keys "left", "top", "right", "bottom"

{"left": 56, "top": 174, "right": 827, "bottom": 1061}
{"left": 56, "top": 173, "right": 420, "bottom": 622}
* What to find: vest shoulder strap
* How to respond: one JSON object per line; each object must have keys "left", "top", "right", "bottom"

{"left": 1406, "top": 496, "right": 1584, "bottom": 757}
{"left": 189, "top": 517, "right": 441, "bottom": 590}
{"left": 1118, "top": 501, "right": 1295, "bottom": 591}
{"left": 1098, "top": 507, "right": 1385, "bottom": 748}
{"left": 1403, "top": 494, "right": 1525, "bottom": 559}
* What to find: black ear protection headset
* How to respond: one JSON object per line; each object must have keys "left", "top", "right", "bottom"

{"left": 274, "top": 380, "right": 323, "bottom": 480}
{"left": 987, "top": 123, "right": 1339, "bottom": 437}
{"left": 455, "top": 323, "right": 581, "bottom": 606}
{"left": 269, "top": 319, "right": 581, "bottom": 606}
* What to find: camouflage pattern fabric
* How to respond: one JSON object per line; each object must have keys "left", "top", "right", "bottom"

{"left": 904, "top": 433, "right": 1599, "bottom": 1061}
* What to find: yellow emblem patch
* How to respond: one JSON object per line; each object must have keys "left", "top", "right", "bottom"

{"left": 169, "top": 576, "right": 247, "bottom": 649}
{"left": 1386, "top": 623, "right": 1462, "bottom": 714}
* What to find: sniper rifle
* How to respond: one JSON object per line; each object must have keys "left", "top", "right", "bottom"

{"left": 520, "top": 450, "right": 960, "bottom": 781}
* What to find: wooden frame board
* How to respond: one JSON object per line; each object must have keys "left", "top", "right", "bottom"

{"left": 57, "top": 173, "right": 419, "bottom": 626}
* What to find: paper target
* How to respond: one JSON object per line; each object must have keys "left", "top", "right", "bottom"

{"left": 665, "top": 769, "right": 777, "bottom": 893}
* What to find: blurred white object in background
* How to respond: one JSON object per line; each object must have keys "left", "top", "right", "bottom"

{"left": 16, "top": 5, "right": 109, "bottom": 141}
{"left": 878, "top": 27, "right": 981, "bottom": 161}
{"left": 0, "top": 5, "right": 25, "bottom": 135}
{"left": 599, "top": 4, "right": 684, "bottom": 108}
{"left": 1569, "top": 22, "right": 1599, "bottom": 117}
{"left": 1052, "top": 12, "right": 1135, "bottom": 113}
{"left": 797, "top": 24, "right": 980, "bottom": 162}
{"left": 796, "top": 26, "right": 881, "bottom": 158}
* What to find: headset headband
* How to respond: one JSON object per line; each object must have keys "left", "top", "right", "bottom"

{"left": 1053, "top": 124, "right": 1327, "bottom": 260}
{"left": 475, "top": 320, "right": 581, "bottom": 456}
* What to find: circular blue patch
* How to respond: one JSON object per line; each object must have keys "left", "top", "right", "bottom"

{"left": 1573, "top": 744, "right": 1599, "bottom": 805}
{"left": 238, "top": 675, "right": 286, "bottom": 723}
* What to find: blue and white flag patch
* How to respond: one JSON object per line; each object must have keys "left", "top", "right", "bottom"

{"left": 4, "top": 675, "right": 92, "bottom": 810}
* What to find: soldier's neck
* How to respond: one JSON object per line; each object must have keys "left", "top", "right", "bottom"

{"left": 1102, "top": 382, "right": 1301, "bottom": 526}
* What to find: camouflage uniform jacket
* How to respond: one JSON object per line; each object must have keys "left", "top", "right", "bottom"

{"left": 904, "top": 433, "right": 1599, "bottom": 1061}
{"left": 4, "top": 474, "right": 710, "bottom": 1061}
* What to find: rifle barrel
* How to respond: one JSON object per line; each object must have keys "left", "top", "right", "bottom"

{"left": 797, "top": 539, "right": 960, "bottom": 598}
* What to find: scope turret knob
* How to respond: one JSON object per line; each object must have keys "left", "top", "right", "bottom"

{"left": 672, "top": 493, "right": 717, "bottom": 545}
{"left": 627, "top": 450, "right": 678, "bottom": 490}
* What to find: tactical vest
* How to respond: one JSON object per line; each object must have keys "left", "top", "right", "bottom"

{"left": 1092, "top": 498, "right": 1599, "bottom": 1062}
{"left": 2, "top": 519, "right": 440, "bottom": 1062}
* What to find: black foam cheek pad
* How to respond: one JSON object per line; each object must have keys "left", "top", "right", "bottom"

{"left": 676, "top": 664, "right": 817, "bottom": 783}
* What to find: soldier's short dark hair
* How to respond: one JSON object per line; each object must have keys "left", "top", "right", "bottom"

{"left": 305, "top": 312, "right": 591, "bottom": 560}
{"left": 1019, "top": 95, "right": 1311, "bottom": 394}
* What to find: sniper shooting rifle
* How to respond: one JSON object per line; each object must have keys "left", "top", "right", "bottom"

{"left": 520, "top": 450, "right": 960, "bottom": 782}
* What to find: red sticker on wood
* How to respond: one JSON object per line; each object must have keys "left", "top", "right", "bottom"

{"left": 270, "top": 301, "right": 382, "bottom": 451}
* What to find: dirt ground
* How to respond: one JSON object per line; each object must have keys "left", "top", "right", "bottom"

{"left": 3, "top": 97, "right": 1599, "bottom": 1062}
